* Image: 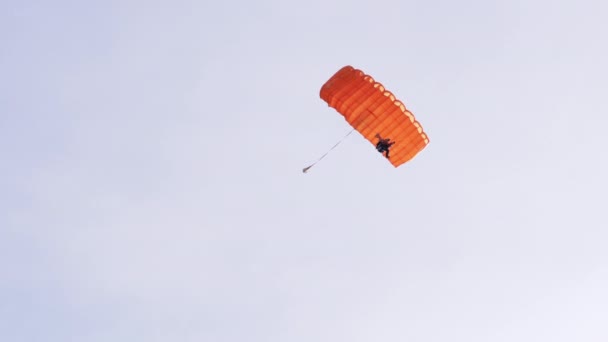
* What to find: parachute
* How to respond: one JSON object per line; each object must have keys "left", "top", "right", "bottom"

{"left": 303, "top": 65, "right": 429, "bottom": 172}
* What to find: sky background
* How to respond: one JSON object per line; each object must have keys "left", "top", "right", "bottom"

{"left": 2, "top": 0, "right": 608, "bottom": 341}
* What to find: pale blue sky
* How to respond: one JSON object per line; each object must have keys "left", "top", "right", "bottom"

{"left": 2, "top": 0, "right": 608, "bottom": 341}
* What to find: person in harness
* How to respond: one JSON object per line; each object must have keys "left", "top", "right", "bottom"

{"left": 375, "top": 133, "right": 395, "bottom": 159}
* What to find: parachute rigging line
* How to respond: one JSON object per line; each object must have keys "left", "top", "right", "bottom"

{"left": 302, "top": 128, "right": 355, "bottom": 173}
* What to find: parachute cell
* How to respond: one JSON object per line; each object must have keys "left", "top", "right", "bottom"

{"left": 320, "top": 66, "right": 429, "bottom": 167}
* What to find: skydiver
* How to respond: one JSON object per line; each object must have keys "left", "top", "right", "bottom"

{"left": 375, "top": 133, "right": 395, "bottom": 159}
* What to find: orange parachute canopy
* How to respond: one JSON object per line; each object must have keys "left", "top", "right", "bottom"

{"left": 320, "top": 66, "right": 429, "bottom": 167}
